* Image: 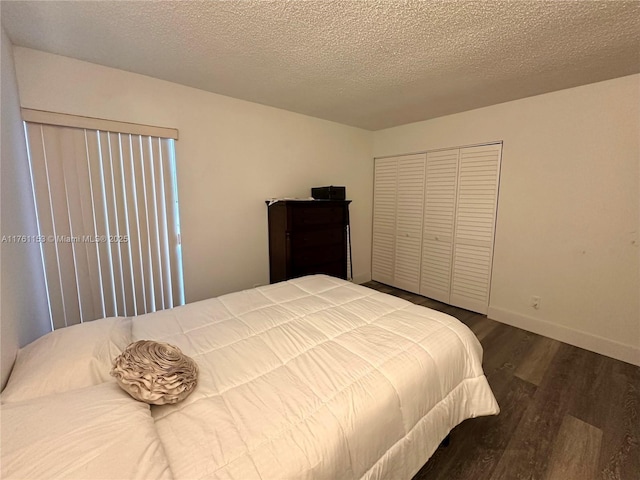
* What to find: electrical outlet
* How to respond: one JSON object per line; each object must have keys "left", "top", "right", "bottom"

{"left": 530, "top": 296, "right": 541, "bottom": 309}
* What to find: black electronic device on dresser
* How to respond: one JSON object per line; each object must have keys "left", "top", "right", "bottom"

{"left": 266, "top": 200, "right": 351, "bottom": 283}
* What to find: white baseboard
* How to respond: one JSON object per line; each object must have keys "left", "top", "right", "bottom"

{"left": 352, "top": 272, "right": 372, "bottom": 285}
{"left": 487, "top": 306, "right": 640, "bottom": 367}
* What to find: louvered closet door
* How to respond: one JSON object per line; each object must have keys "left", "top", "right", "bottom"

{"left": 420, "top": 149, "right": 459, "bottom": 303}
{"left": 393, "top": 154, "right": 426, "bottom": 293}
{"left": 450, "top": 144, "right": 502, "bottom": 314}
{"left": 371, "top": 158, "right": 398, "bottom": 285}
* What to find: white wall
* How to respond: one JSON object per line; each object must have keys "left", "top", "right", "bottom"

{"left": 0, "top": 30, "right": 51, "bottom": 388}
{"left": 13, "top": 47, "right": 373, "bottom": 304}
{"left": 9, "top": 46, "right": 639, "bottom": 367}
{"left": 373, "top": 75, "right": 640, "bottom": 366}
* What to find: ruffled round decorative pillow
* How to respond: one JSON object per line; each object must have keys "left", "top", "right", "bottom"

{"left": 111, "top": 340, "right": 198, "bottom": 405}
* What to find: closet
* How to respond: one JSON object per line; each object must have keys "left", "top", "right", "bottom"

{"left": 372, "top": 143, "right": 502, "bottom": 314}
{"left": 371, "top": 154, "right": 426, "bottom": 293}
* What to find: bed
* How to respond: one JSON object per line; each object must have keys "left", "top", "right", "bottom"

{"left": 1, "top": 275, "right": 499, "bottom": 479}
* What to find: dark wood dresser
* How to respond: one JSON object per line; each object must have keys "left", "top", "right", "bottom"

{"left": 266, "top": 200, "right": 351, "bottom": 283}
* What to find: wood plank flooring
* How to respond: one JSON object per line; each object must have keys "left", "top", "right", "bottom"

{"left": 362, "top": 281, "right": 640, "bottom": 480}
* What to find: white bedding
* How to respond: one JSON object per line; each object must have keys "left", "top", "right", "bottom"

{"left": 1, "top": 382, "right": 172, "bottom": 480}
{"left": 1, "top": 275, "right": 498, "bottom": 480}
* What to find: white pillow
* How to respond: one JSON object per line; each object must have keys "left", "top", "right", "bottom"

{"left": 1, "top": 317, "right": 131, "bottom": 403}
{"left": 0, "top": 382, "right": 172, "bottom": 480}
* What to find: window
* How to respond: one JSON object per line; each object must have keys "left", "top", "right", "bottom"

{"left": 22, "top": 109, "right": 184, "bottom": 329}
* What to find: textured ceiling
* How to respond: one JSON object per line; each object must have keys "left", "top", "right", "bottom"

{"left": 2, "top": 1, "right": 639, "bottom": 130}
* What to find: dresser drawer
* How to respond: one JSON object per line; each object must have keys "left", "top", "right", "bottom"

{"left": 291, "top": 244, "right": 345, "bottom": 268}
{"left": 291, "top": 205, "right": 346, "bottom": 227}
{"left": 292, "top": 261, "right": 346, "bottom": 279}
{"left": 290, "top": 228, "right": 344, "bottom": 249}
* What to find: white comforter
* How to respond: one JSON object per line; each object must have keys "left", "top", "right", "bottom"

{"left": 134, "top": 275, "right": 499, "bottom": 479}
{"left": 1, "top": 275, "right": 498, "bottom": 480}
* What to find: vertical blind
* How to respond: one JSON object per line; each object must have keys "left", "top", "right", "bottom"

{"left": 22, "top": 109, "right": 184, "bottom": 330}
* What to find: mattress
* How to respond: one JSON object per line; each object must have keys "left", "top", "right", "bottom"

{"left": 1, "top": 275, "right": 499, "bottom": 480}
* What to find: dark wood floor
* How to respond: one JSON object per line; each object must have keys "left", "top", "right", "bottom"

{"left": 363, "top": 281, "right": 640, "bottom": 480}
